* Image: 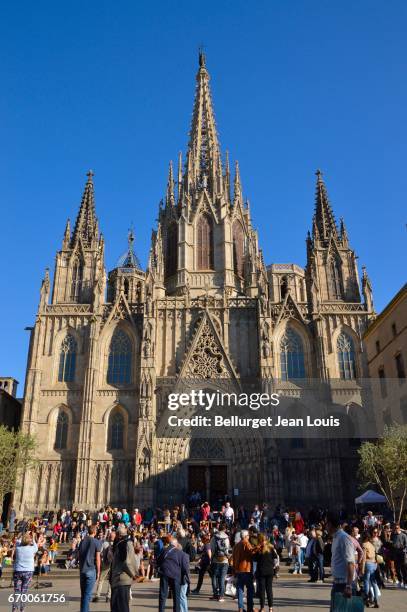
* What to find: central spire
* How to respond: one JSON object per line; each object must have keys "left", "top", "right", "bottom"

{"left": 186, "top": 51, "right": 221, "bottom": 194}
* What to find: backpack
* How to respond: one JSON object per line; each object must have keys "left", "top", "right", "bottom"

{"left": 102, "top": 544, "right": 114, "bottom": 569}
{"left": 214, "top": 535, "right": 229, "bottom": 560}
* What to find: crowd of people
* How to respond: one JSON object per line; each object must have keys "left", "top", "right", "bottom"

{"left": 1, "top": 501, "right": 406, "bottom": 611}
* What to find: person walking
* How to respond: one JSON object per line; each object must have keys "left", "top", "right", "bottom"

{"left": 361, "top": 532, "right": 381, "bottom": 608}
{"left": 232, "top": 529, "right": 256, "bottom": 612}
{"left": 157, "top": 534, "right": 188, "bottom": 612}
{"left": 327, "top": 512, "right": 356, "bottom": 612}
{"left": 78, "top": 524, "right": 102, "bottom": 612}
{"left": 209, "top": 523, "right": 230, "bottom": 602}
{"left": 192, "top": 534, "right": 211, "bottom": 594}
{"left": 12, "top": 531, "right": 43, "bottom": 612}
{"left": 391, "top": 523, "right": 407, "bottom": 588}
{"left": 254, "top": 533, "right": 278, "bottom": 612}
{"left": 92, "top": 530, "right": 116, "bottom": 603}
{"left": 109, "top": 525, "right": 139, "bottom": 612}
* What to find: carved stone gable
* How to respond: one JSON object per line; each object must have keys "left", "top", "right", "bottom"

{"left": 178, "top": 311, "right": 238, "bottom": 381}
{"left": 275, "top": 293, "right": 306, "bottom": 327}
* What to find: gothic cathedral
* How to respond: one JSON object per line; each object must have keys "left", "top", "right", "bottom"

{"left": 17, "top": 53, "right": 375, "bottom": 514}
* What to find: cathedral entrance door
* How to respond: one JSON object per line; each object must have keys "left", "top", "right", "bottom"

{"left": 187, "top": 464, "right": 228, "bottom": 506}
{"left": 210, "top": 465, "right": 227, "bottom": 506}
{"left": 188, "top": 465, "right": 206, "bottom": 500}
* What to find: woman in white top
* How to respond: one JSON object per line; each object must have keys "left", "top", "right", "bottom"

{"left": 12, "top": 531, "right": 44, "bottom": 611}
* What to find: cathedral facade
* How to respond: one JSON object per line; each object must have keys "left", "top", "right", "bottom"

{"left": 17, "top": 54, "right": 375, "bottom": 515}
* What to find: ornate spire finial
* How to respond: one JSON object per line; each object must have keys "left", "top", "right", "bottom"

{"left": 128, "top": 226, "right": 135, "bottom": 250}
{"left": 185, "top": 49, "right": 221, "bottom": 195}
{"left": 166, "top": 161, "right": 175, "bottom": 205}
{"left": 313, "top": 169, "right": 338, "bottom": 240}
{"left": 234, "top": 160, "right": 242, "bottom": 200}
{"left": 71, "top": 172, "right": 98, "bottom": 248}
{"left": 198, "top": 46, "right": 206, "bottom": 67}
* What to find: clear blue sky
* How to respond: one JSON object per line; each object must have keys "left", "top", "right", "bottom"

{"left": 1, "top": 1, "right": 406, "bottom": 390}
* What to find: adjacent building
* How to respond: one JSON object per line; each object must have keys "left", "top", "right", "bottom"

{"left": 363, "top": 283, "right": 407, "bottom": 427}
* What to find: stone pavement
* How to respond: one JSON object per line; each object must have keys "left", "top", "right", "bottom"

{"left": 0, "top": 576, "right": 405, "bottom": 612}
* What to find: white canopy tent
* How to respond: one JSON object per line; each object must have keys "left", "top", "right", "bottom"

{"left": 355, "top": 490, "right": 387, "bottom": 505}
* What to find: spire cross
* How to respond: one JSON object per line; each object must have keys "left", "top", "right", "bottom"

{"left": 87, "top": 169, "right": 94, "bottom": 180}
{"left": 315, "top": 169, "right": 323, "bottom": 180}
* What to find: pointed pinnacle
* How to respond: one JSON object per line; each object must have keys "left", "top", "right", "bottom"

{"left": 71, "top": 172, "right": 98, "bottom": 248}
{"left": 178, "top": 151, "right": 182, "bottom": 184}
{"left": 198, "top": 47, "right": 206, "bottom": 67}
{"left": 234, "top": 160, "right": 242, "bottom": 196}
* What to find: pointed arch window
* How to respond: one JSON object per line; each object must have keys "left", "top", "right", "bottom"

{"left": 123, "top": 278, "right": 130, "bottom": 300}
{"left": 233, "top": 221, "right": 245, "bottom": 277}
{"left": 165, "top": 223, "right": 178, "bottom": 279}
{"left": 58, "top": 335, "right": 77, "bottom": 382}
{"left": 108, "top": 411, "right": 124, "bottom": 450}
{"left": 280, "top": 276, "right": 288, "bottom": 300}
{"left": 329, "top": 257, "right": 343, "bottom": 300}
{"left": 70, "top": 260, "right": 83, "bottom": 301}
{"left": 337, "top": 332, "right": 356, "bottom": 380}
{"left": 197, "top": 214, "right": 214, "bottom": 270}
{"left": 280, "top": 328, "right": 305, "bottom": 380}
{"left": 107, "top": 329, "right": 132, "bottom": 385}
{"left": 55, "top": 411, "right": 69, "bottom": 450}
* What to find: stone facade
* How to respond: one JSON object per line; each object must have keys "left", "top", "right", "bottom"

{"left": 17, "top": 54, "right": 375, "bottom": 514}
{"left": 363, "top": 283, "right": 407, "bottom": 427}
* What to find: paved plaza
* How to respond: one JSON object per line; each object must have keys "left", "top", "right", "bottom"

{"left": 0, "top": 576, "right": 405, "bottom": 611}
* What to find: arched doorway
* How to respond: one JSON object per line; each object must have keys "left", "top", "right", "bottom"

{"left": 188, "top": 438, "right": 227, "bottom": 505}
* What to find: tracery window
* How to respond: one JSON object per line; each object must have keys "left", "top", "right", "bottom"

{"left": 337, "top": 332, "right": 356, "bottom": 380}
{"left": 280, "top": 328, "right": 305, "bottom": 380}
{"left": 70, "top": 260, "right": 83, "bottom": 301}
{"left": 55, "top": 411, "right": 69, "bottom": 450}
{"left": 197, "top": 214, "right": 214, "bottom": 270}
{"left": 108, "top": 411, "right": 124, "bottom": 450}
{"left": 107, "top": 330, "right": 132, "bottom": 385}
{"left": 58, "top": 334, "right": 77, "bottom": 382}
{"left": 165, "top": 223, "right": 178, "bottom": 278}
{"left": 232, "top": 221, "right": 245, "bottom": 277}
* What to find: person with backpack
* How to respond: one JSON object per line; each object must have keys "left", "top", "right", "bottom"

{"left": 92, "top": 530, "right": 116, "bottom": 603}
{"left": 210, "top": 523, "right": 230, "bottom": 602}
{"left": 109, "top": 525, "right": 139, "bottom": 612}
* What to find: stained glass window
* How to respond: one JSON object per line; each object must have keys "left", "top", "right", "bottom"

{"left": 58, "top": 335, "right": 77, "bottom": 382}
{"left": 197, "top": 215, "right": 214, "bottom": 270}
{"left": 337, "top": 332, "right": 356, "bottom": 380}
{"left": 109, "top": 412, "right": 124, "bottom": 449}
{"left": 55, "top": 411, "right": 68, "bottom": 450}
{"left": 107, "top": 330, "right": 131, "bottom": 384}
{"left": 280, "top": 328, "right": 305, "bottom": 380}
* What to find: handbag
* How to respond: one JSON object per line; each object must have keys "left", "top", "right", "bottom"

{"left": 333, "top": 593, "right": 364, "bottom": 612}
{"left": 225, "top": 575, "right": 236, "bottom": 598}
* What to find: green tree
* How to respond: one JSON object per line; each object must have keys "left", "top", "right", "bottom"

{"left": 358, "top": 424, "right": 407, "bottom": 522}
{"left": 0, "top": 426, "right": 37, "bottom": 511}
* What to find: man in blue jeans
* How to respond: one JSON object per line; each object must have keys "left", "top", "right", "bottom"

{"left": 78, "top": 525, "right": 102, "bottom": 612}
{"left": 210, "top": 524, "right": 230, "bottom": 602}
{"left": 232, "top": 530, "right": 256, "bottom": 612}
